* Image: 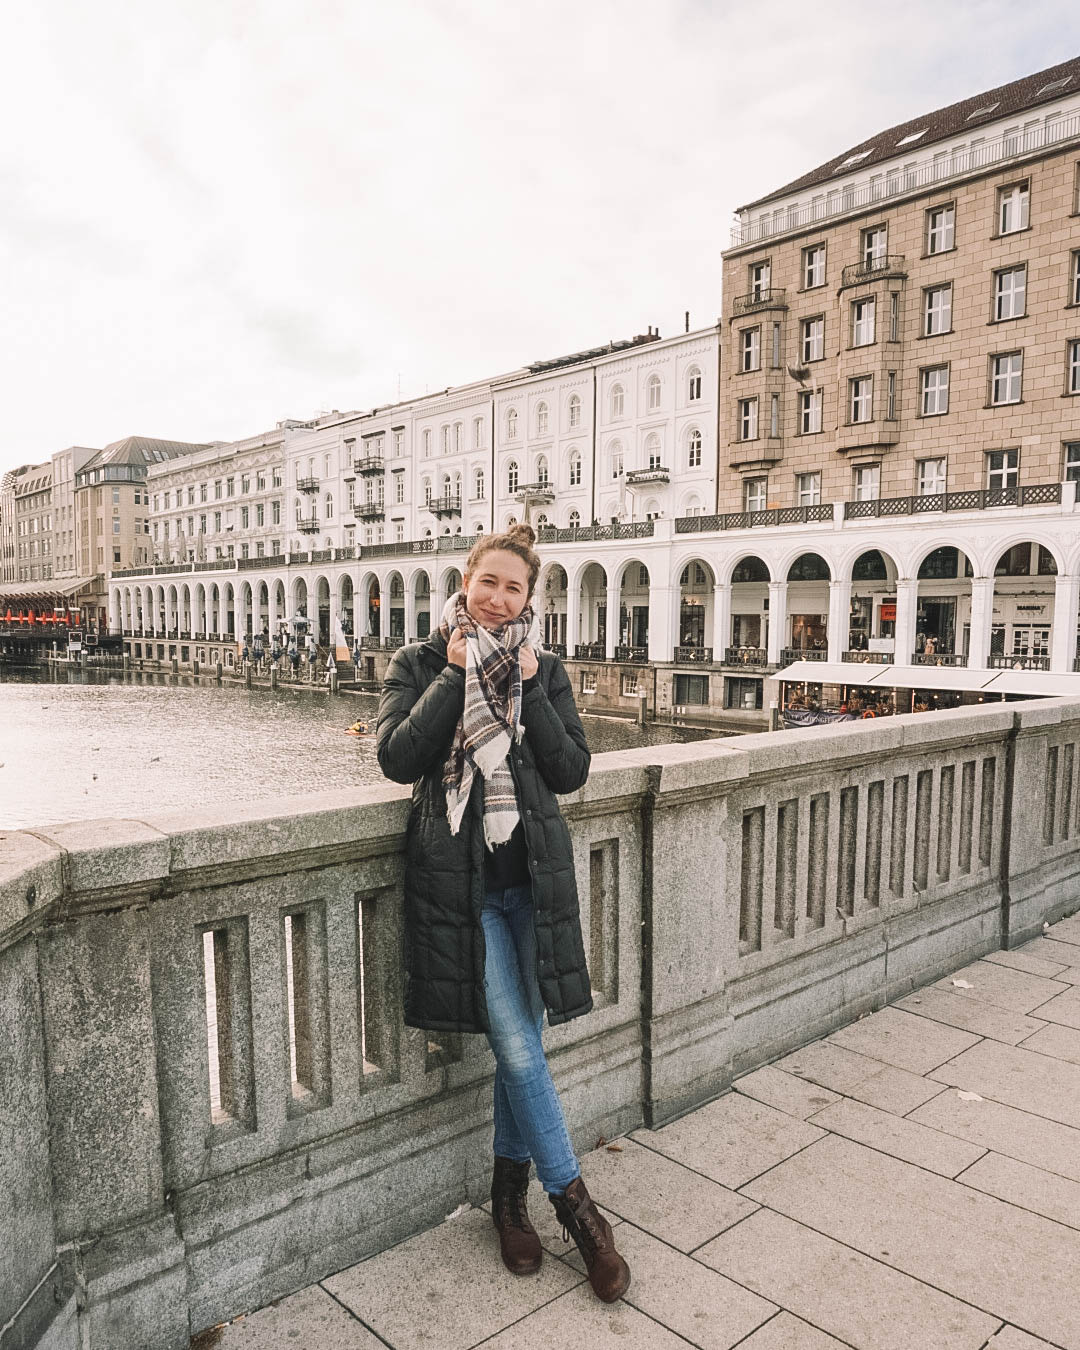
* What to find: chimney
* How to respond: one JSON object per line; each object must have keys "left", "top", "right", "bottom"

{"left": 685, "top": 311, "right": 690, "bottom": 333}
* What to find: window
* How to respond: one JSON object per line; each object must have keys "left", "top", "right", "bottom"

{"left": 568, "top": 394, "right": 581, "bottom": 427}
{"left": 770, "top": 393, "right": 780, "bottom": 437}
{"left": 440, "top": 425, "right": 449, "bottom": 455}
{"left": 687, "top": 429, "right": 702, "bottom": 467}
{"left": 226, "top": 477, "right": 235, "bottom": 497}
{"left": 687, "top": 367, "right": 702, "bottom": 401}
{"left": 214, "top": 480, "right": 222, "bottom": 499}
{"left": 581, "top": 671, "right": 598, "bottom": 694}
{"left": 536, "top": 402, "right": 548, "bottom": 435}
{"left": 798, "top": 389, "right": 822, "bottom": 434}
{"left": 920, "top": 365, "right": 950, "bottom": 416}
{"left": 214, "top": 511, "right": 222, "bottom": 532}
{"left": 272, "top": 500, "right": 281, "bottom": 524}
{"left": 926, "top": 204, "right": 955, "bottom": 254}
{"left": 749, "top": 261, "right": 770, "bottom": 298}
{"left": 569, "top": 510, "right": 581, "bottom": 529}
{"left": 738, "top": 397, "right": 759, "bottom": 440}
{"left": 862, "top": 226, "right": 887, "bottom": 266}
{"left": 610, "top": 443, "right": 624, "bottom": 478}
{"left": 724, "top": 676, "right": 762, "bottom": 710}
{"left": 886, "top": 371, "right": 897, "bottom": 419}
{"left": 506, "top": 460, "right": 518, "bottom": 494}
{"left": 610, "top": 384, "right": 624, "bottom": 419}
{"left": 924, "top": 284, "right": 952, "bottom": 335}
{"left": 852, "top": 297, "right": 875, "bottom": 346}
{"left": 422, "top": 429, "right": 431, "bottom": 457}
{"left": 272, "top": 469, "right": 281, "bottom": 488}
{"left": 422, "top": 476, "right": 432, "bottom": 505}
{"left": 917, "top": 458, "right": 946, "bottom": 495}
{"left": 889, "top": 292, "right": 899, "bottom": 341}
{"left": 567, "top": 450, "right": 581, "bottom": 486}
{"left": 803, "top": 243, "right": 826, "bottom": 288}
{"left": 647, "top": 374, "right": 661, "bottom": 410}
{"left": 537, "top": 454, "right": 549, "bottom": 486}
{"left": 1072, "top": 252, "right": 1080, "bottom": 306}
{"left": 240, "top": 506, "right": 249, "bottom": 528}
{"left": 796, "top": 472, "right": 821, "bottom": 506}
{"left": 800, "top": 316, "right": 824, "bottom": 363}
{"left": 1065, "top": 442, "right": 1080, "bottom": 481}
{"left": 743, "top": 477, "right": 767, "bottom": 511}
{"left": 240, "top": 475, "right": 250, "bottom": 494}
{"left": 849, "top": 376, "right": 873, "bottom": 422}
{"left": 994, "top": 266, "right": 1027, "bottom": 320}
{"left": 199, "top": 513, "right": 207, "bottom": 533}
{"left": 854, "top": 464, "right": 880, "bottom": 501}
{"left": 324, "top": 493, "right": 333, "bottom": 520}
{"left": 987, "top": 449, "right": 1019, "bottom": 489}
{"left": 453, "top": 422, "right": 463, "bottom": 452}
{"left": 1069, "top": 340, "right": 1080, "bottom": 394}
{"left": 474, "top": 467, "right": 485, "bottom": 500}
{"left": 112, "top": 519, "right": 120, "bottom": 534}
{"left": 990, "top": 352, "right": 1023, "bottom": 405}
{"left": 506, "top": 408, "right": 518, "bottom": 439}
{"left": 741, "top": 327, "right": 760, "bottom": 371}
{"left": 256, "top": 503, "right": 264, "bottom": 526}
{"left": 998, "top": 182, "right": 1029, "bottom": 234}
{"left": 394, "top": 429, "right": 405, "bottom": 455}
{"left": 771, "top": 322, "right": 782, "bottom": 369}
{"left": 645, "top": 435, "right": 661, "bottom": 470}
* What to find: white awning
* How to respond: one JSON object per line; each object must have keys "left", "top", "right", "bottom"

{"left": 982, "top": 670, "right": 1080, "bottom": 698}
{"left": 868, "top": 664, "right": 989, "bottom": 692}
{"left": 773, "top": 661, "right": 869, "bottom": 685}
{"left": 0, "top": 576, "right": 98, "bottom": 600}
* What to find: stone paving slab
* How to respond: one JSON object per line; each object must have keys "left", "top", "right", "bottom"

{"left": 472, "top": 1283, "right": 691, "bottom": 1349}
{"left": 322, "top": 1207, "right": 582, "bottom": 1350}
{"left": 772, "top": 1040, "right": 887, "bottom": 1094}
{"left": 1019, "top": 1020, "right": 1080, "bottom": 1065}
{"left": 1028, "top": 982, "right": 1080, "bottom": 1029}
{"left": 931, "top": 1038, "right": 1080, "bottom": 1129}
{"left": 826, "top": 1006, "right": 981, "bottom": 1074}
{"left": 982, "top": 947, "right": 1073, "bottom": 979}
{"left": 741, "top": 1134, "right": 1080, "bottom": 1348}
{"left": 696, "top": 1206, "right": 998, "bottom": 1350}
{"left": 957, "top": 1150, "right": 1080, "bottom": 1230}
{"left": 734, "top": 1313, "right": 855, "bottom": 1349}
{"left": 805, "top": 1097, "right": 986, "bottom": 1177}
{"left": 631, "top": 1091, "right": 823, "bottom": 1189}
{"left": 841, "top": 1063, "right": 947, "bottom": 1116}
{"left": 1017, "top": 936, "right": 1080, "bottom": 974}
{"left": 732, "top": 1065, "right": 842, "bottom": 1120}
{"left": 894, "top": 986, "right": 1047, "bottom": 1044}
{"left": 910, "top": 1087, "right": 1080, "bottom": 1183}
{"left": 930, "top": 959, "right": 1069, "bottom": 1015}
{"left": 201, "top": 1285, "right": 387, "bottom": 1347}
{"left": 985, "top": 1327, "right": 1064, "bottom": 1349}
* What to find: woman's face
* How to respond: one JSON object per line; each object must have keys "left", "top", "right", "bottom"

{"left": 463, "top": 550, "right": 531, "bottom": 630}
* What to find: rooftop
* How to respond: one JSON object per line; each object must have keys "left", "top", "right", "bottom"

{"left": 741, "top": 54, "right": 1080, "bottom": 210}
{"left": 89, "top": 434, "right": 213, "bottom": 468}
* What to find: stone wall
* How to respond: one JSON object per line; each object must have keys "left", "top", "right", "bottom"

{"left": 3, "top": 700, "right": 1080, "bottom": 1348}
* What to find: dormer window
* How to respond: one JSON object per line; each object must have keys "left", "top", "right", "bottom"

{"left": 896, "top": 129, "right": 927, "bottom": 146}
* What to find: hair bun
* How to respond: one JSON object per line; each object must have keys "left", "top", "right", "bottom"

{"left": 506, "top": 522, "right": 536, "bottom": 546}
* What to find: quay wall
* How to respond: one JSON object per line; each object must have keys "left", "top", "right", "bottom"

{"left": 3, "top": 700, "right": 1080, "bottom": 1348}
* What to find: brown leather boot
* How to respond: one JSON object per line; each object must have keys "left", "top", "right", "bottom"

{"left": 549, "top": 1176, "right": 631, "bottom": 1302}
{"left": 491, "top": 1156, "right": 542, "bottom": 1275}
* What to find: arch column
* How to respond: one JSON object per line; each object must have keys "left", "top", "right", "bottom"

{"left": 218, "top": 588, "right": 228, "bottom": 638}
{"left": 967, "top": 576, "right": 995, "bottom": 671}
{"left": 710, "top": 583, "right": 731, "bottom": 658}
{"left": 566, "top": 579, "right": 581, "bottom": 655}
{"left": 827, "top": 577, "right": 851, "bottom": 664}
{"left": 647, "top": 584, "right": 673, "bottom": 664}
{"left": 766, "top": 581, "right": 787, "bottom": 665}
{"left": 605, "top": 575, "right": 620, "bottom": 660}
{"left": 353, "top": 580, "right": 363, "bottom": 641}
{"left": 404, "top": 584, "right": 416, "bottom": 642}
{"left": 1052, "top": 573, "right": 1079, "bottom": 673}
{"left": 371, "top": 578, "right": 383, "bottom": 640}
{"left": 164, "top": 589, "right": 176, "bottom": 636}
{"left": 268, "top": 584, "right": 279, "bottom": 636}
{"left": 894, "top": 578, "right": 919, "bottom": 665}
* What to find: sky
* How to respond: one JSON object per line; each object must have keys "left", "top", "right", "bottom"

{"left": 3, "top": 0, "right": 1080, "bottom": 476}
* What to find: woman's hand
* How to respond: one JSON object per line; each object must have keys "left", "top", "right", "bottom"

{"left": 519, "top": 644, "right": 538, "bottom": 680}
{"left": 447, "top": 627, "right": 467, "bottom": 668}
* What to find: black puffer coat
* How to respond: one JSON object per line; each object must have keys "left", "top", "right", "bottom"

{"left": 376, "top": 631, "right": 592, "bottom": 1034}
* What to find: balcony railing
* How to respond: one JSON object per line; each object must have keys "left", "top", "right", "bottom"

{"left": 514, "top": 482, "right": 555, "bottom": 504}
{"left": 296, "top": 476, "right": 319, "bottom": 493}
{"left": 989, "top": 653, "right": 1051, "bottom": 671}
{"left": 781, "top": 647, "right": 827, "bottom": 665}
{"left": 360, "top": 635, "right": 382, "bottom": 650}
{"left": 296, "top": 518, "right": 319, "bottom": 534}
{"left": 732, "top": 287, "right": 787, "bottom": 315}
{"left": 537, "top": 521, "right": 655, "bottom": 543}
{"left": 843, "top": 649, "right": 895, "bottom": 664}
{"left": 841, "top": 255, "right": 907, "bottom": 287}
{"left": 574, "top": 642, "right": 606, "bottom": 660}
{"left": 428, "top": 494, "right": 462, "bottom": 518}
{"left": 844, "top": 483, "right": 1061, "bottom": 519}
{"left": 910, "top": 651, "right": 967, "bottom": 667}
{"left": 543, "top": 642, "right": 567, "bottom": 658}
{"left": 674, "top": 645, "right": 713, "bottom": 664}
{"left": 725, "top": 646, "right": 768, "bottom": 667}
{"left": 614, "top": 645, "right": 648, "bottom": 663}
{"left": 730, "top": 111, "right": 1080, "bottom": 246}
{"left": 382, "top": 636, "right": 405, "bottom": 650}
{"left": 675, "top": 504, "right": 833, "bottom": 533}
{"left": 626, "top": 467, "right": 670, "bottom": 486}
{"left": 353, "top": 502, "right": 385, "bottom": 520}
{"left": 354, "top": 456, "right": 384, "bottom": 476}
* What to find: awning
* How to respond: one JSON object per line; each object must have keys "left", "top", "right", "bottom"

{"left": 0, "top": 576, "right": 98, "bottom": 601}
{"left": 982, "top": 670, "right": 1080, "bottom": 698}
{"left": 866, "top": 664, "right": 986, "bottom": 692}
{"left": 773, "top": 660, "right": 864, "bottom": 685}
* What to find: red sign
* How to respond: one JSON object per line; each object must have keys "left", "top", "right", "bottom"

{"left": 879, "top": 601, "right": 897, "bottom": 622}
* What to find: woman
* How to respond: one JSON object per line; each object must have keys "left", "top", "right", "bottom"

{"left": 377, "top": 524, "right": 630, "bottom": 1303}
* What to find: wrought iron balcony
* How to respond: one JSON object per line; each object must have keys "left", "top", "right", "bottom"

{"left": 296, "top": 476, "right": 319, "bottom": 493}
{"left": 725, "top": 646, "right": 768, "bottom": 667}
{"left": 843, "top": 649, "right": 895, "bottom": 664}
{"left": 353, "top": 502, "right": 385, "bottom": 520}
{"left": 841, "top": 255, "right": 907, "bottom": 287}
{"left": 614, "top": 645, "right": 648, "bottom": 663}
{"left": 360, "top": 635, "right": 382, "bottom": 650}
{"left": 354, "top": 456, "right": 384, "bottom": 476}
{"left": 844, "top": 483, "right": 1060, "bottom": 519}
{"left": 382, "top": 636, "right": 405, "bottom": 650}
{"left": 780, "top": 647, "right": 827, "bottom": 665}
{"left": 626, "top": 467, "right": 670, "bottom": 486}
{"left": 543, "top": 642, "right": 567, "bottom": 658}
{"left": 514, "top": 482, "right": 556, "bottom": 504}
{"left": 910, "top": 651, "right": 966, "bottom": 666}
{"left": 574, "top": 642, "right": 606, "bottom": 660}
{"left": 428, "top": 494, "right": 462, "bottom": 518}
{"left": 674, "top": 645, "right": 713, "bottom": 664}
{"left": 733, "top": 287, "right": 788, "bottom": 315}
{"left": 989, "top": 653, "right": 1051, "bottom": 671}
{"left": 296, "top": 518, "right": 319, "bottom": 534}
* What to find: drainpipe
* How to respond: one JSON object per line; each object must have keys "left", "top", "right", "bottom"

{"left": 590, "top": 367, "right": 598, "bottom": 528}
{"left": 714, "top": 322, "right": 723, "bottom": 516}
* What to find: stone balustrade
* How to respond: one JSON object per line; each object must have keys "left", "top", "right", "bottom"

{"left": 4, "top": 699, "right": 1080, "bottom": 1348}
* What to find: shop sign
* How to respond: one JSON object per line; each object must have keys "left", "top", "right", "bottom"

{"left": 879, "top": 601, "right": 896, "bottom": 622}
{"left": 1015, "top": 603, "right": 1047, "bottom": 615}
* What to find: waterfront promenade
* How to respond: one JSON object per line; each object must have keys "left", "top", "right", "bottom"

{"left": 202, "top": 914, "right": 1080, "bottom": 1350}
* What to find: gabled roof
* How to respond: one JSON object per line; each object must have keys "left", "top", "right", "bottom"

{"left": 740, "top": 54, "right": 1080, "bottom": 211}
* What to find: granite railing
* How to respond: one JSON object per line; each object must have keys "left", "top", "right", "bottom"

{"left": 4, "top": 700, "right": 1080, "bottom": 1349}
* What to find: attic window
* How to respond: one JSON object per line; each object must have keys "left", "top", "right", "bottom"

{"left": 967, "top": 102, "right": 1000, "bottom": 120}
{"left": 839, "top": 151, "right": 872, "bottom": 167}
{"left": 1038, "top": 76, "right": 1072, "bottom": 95}
{"left": 896, "top": 129, "right": 927, "bottom": 146}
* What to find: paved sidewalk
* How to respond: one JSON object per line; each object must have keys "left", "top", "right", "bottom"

{"left": 198, "top": 915, "right": 1080, "bottom": 1350}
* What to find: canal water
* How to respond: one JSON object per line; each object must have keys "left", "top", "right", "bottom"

{"left": 0, "top": 667, "right": 722, "bottom": 830}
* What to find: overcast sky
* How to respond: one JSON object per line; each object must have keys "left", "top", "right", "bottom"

{"left": 3, "top": 0, "right": 1079, "bottom": 476}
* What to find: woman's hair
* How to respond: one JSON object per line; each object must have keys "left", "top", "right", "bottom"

{"left": 464, "top": 523, "right": 541, "bottom": 597}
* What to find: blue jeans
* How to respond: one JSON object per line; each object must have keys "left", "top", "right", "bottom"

{"left": 481, "top": 883, "right": 581, "bottom": 1195}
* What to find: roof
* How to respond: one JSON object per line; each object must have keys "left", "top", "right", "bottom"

{"left": 87, "top": 435, "right": 212, "bottom": 469}
{"left": 740, "top": 54, "right": 1080, "bottom": 211}
{"left": 525, "top": 332, "right": 661, "bottom": 376}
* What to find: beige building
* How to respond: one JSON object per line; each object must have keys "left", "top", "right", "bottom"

{"left": 51, "top": 446, "right": 99, "bottom": 579}
{"left": 722, "top": 55, "right": 1080, "bottom": 511}
{"left": 9, "top": 463, "right": 54, "bottom": 584}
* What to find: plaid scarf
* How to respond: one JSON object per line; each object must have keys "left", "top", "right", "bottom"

{"left": 439, "top": 590, "right": 540, "bottom": 848}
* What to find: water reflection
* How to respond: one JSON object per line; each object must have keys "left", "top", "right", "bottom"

{"left": 0, "top": 667, "right": 720, "bottom": 829}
